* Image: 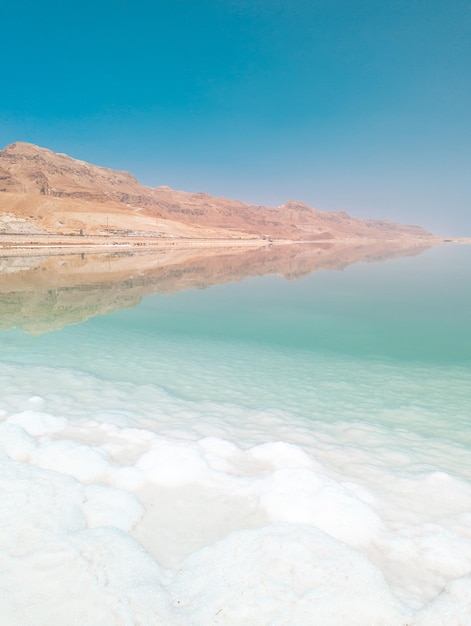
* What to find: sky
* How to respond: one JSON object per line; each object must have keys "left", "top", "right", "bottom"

{"left": 1, "top": 0, "right": 470, "bottom": 235}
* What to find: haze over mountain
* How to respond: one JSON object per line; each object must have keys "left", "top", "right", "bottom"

{"left": 0, "top": 142, "right": 433, "bottom": 242}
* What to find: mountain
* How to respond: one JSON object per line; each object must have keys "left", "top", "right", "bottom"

{"left": 0, "top": 142, "right": 433, "bottom": 242}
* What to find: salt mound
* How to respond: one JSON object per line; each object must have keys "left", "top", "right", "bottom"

{"left": 258, "top": 468, "right": 384, "bottom": 548}
{"left": 171, "top": 523, "right": 410, "bottom": 625}
{"left": 412, "top": 575, "right": 471, "bottom": 625}
{"left": 0, "top": 456, "right": 170, "bottom": 625}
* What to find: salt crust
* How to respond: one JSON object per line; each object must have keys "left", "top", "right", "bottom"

{"left": 0, "top": 453, "right": 409, "bottom": 625}
{"left": 1, "top": 364, "right": 471, "bottom": 624}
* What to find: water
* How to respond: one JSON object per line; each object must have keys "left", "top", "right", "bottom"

{"left": 0, "top": 243, "right": 470, "bottom": 625}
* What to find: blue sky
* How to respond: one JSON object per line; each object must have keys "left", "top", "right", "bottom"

{"left": 1, "top": 0, "right": 470, "bottom": 235}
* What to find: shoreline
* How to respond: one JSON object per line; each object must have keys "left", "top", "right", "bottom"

{"left": 1, "top": 233, "right": 465, "bottom": 257}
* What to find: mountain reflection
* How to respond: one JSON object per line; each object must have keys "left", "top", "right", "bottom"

{"left": 0, "top": 241, "right": 432, "bottom": 334}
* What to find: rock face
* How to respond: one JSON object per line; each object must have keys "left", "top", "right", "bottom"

{"left": 0, "top": 142, "right": 432, "bottom": 241}
{"left": 0, "top": 142, "right": 146, "bottom": 203}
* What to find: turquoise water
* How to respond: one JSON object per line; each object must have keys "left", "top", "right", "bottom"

{"left": 4, "top": 245, "right": 470, "bottom": 363}
{"left": 1, "top": 244, "right": 471, "bottom": 624}
{"left": 1, "top": 245, "right": 469, "bottom": 439}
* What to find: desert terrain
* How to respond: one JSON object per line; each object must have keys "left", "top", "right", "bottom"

{"left": 0, "top": 142, "right": 444, "bottom": 250}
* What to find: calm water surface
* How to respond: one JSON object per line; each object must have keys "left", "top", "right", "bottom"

{"left": 1, "top": 244, "right": 469, "bottom": 436}
{"left": 0, "top": 244, "right": 470, "bottom": 625}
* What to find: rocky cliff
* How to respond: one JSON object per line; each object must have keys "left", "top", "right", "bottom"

{"left": 0, "top": 142, "right": 432, "bottom": 241}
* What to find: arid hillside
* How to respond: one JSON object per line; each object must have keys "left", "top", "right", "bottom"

{"left": 0, "top": 142, "right": 434, "bottom": 242}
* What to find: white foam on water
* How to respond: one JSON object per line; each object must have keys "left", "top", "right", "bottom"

{"left": 1, "top": 358, "right": 471, "bottom": 624}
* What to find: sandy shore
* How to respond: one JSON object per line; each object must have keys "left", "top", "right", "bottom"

{"left": 0, "top": 233, "right": 275, "bottom": 255}
{"left": 1, "top": 233, "right": 462, "bottom": 257}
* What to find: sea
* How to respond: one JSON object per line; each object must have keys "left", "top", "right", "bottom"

{"left": 0, "top": 243, "right": 470, "bottom": 625}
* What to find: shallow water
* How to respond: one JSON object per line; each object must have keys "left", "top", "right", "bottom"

{"left": 0, "top": 244, "right": 470, "bottom": 625}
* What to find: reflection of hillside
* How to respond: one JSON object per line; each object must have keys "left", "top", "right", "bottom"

{"left": 0, "top": 241, "right": 432, "bottom": 334}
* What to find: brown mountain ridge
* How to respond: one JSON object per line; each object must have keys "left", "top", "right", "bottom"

{"left": 0, "top": 141, "right": 433, "bottom": 243}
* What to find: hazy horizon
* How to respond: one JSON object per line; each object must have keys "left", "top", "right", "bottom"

{"left": 1, "top": 0, "right": 470, "bottom": 236}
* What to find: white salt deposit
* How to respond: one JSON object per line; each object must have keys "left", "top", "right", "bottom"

{"left": 0, "top": 456, "right": 170, "bottom": 625}
{"left": 1, "top": 247, "right": 470, "bottom": 624}
{"left": 1, "top": 359, "right": 471, "bottom": 624}
{"left": 170, "top": 524, "right": 410, "bottom": 626}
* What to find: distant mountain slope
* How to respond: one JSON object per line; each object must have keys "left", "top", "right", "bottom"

{"left": 0, "top": 142, "right": 432, "bottom": 241}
